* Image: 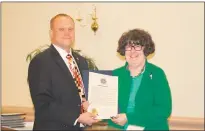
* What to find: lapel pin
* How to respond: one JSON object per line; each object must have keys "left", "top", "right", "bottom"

{"left": 149, "top": 73, "right": 152, "bottom": 80}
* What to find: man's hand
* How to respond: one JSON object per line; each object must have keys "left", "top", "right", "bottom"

{"left": 82, "top": 99, "right": 89, "bottom": 112}
{"left": 111, "top": 113, "right": 127, "bottom": 126}
{"left": 77, "top": 112, "right": 99, "bottom": 126}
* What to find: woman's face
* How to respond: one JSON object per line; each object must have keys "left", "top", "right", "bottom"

{"left": 125, "top": 43, "right": 145, "bottom": 67}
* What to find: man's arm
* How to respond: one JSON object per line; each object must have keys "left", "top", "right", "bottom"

{"left": 28, "top": 56, "right": 79, "bottom": 126}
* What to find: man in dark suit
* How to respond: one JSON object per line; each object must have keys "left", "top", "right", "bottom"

{"left": 28, "top": 13, "right": 98, "bottom": 130}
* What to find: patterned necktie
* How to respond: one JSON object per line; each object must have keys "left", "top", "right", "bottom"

{"left": 66, "top": 54, "right": 86, "bottom": 113}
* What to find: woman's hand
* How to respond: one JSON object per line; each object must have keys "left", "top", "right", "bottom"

{"left": 111, "top": 113, "right": 127, "bottom": 126}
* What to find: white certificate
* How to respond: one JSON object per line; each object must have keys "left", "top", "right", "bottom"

{"left": 87, "top": 72, "right": 118, "bottom": 119}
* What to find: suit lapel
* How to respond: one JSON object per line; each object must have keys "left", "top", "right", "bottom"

{"left": 119, "top": 64, "right": 132, "bottom": 112}
{"left": 72, "top": 51, "right": 83, "bottom": 75}
{"left": 72, "top": 51, "right": 80, "bottom": 67}
{"left": 135, "top": 61, "right": 153, "bottom": 100}
{"left": 50, "top": 45, "right": 73, "bottom": 79}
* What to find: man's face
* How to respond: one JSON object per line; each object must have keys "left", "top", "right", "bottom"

{"left": 50, "top": 16, "right": 75, "bottom": 49}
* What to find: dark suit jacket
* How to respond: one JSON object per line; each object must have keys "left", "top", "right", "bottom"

{"left": 28, "top": 45, "right": 88, "bottom": 130}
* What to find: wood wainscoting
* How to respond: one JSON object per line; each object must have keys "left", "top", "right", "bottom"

{"left": 168, "top": 116, "right": 204, "bottom": 130}
{"left": 1, "top": 106, "right": 204, "bottom": 130}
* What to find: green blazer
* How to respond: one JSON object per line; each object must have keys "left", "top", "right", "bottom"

{"left": 108, "top": 60, "right": 172, "bottom": 130}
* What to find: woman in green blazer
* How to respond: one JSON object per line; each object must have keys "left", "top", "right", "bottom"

{"left": 109, "top": 29, "right": 172, "bottom": 130}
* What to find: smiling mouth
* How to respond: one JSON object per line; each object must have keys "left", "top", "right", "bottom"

{"left": 130, "top": 55, "right": 139, "bottom": 58}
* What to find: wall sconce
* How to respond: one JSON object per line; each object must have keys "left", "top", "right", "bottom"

{"left": 90, "top": 5, "right": 98, "bottom": 35}
{"left": 76, "top": 4, "right": 99, "bottom": 35}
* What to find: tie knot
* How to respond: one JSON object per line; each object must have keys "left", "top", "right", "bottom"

{"left": 66, "top": 54, "right": 72, "bottom": 60}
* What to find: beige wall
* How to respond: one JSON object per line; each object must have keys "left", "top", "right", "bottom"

{"left": 2, "top": 2, "right": 204, "bottom": 118}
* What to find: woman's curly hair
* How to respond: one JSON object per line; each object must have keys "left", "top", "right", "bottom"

{"left": 117, "top": 28, "right": 155, "bottom": 56}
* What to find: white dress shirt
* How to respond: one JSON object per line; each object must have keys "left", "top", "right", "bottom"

{"left": 52, "top": 44, "right": 83, "bottom": 127}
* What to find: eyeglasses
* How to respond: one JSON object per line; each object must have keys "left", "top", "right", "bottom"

{"left": 125, "top": 40, "right": 143, "bottom": 51}
{"left": 125, "top": 44, "right": 143, "bottom": 51}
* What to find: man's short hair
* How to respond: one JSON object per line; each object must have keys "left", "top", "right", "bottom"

{"left": 50, "top": 13, "right": 74, "bottom": 29}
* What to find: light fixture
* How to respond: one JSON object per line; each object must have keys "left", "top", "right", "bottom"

{"left": 75, "top": 4, "right": 99, "bottom": 35}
